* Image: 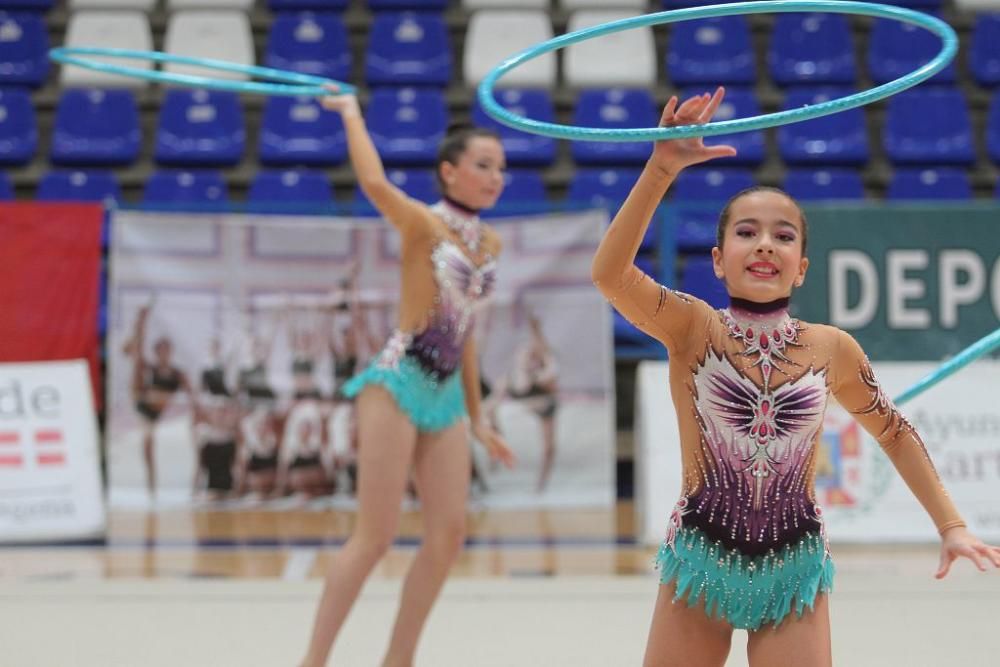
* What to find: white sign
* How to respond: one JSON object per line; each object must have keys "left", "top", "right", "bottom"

{"left": 636, "top": 360, "right": 1000, "bottom": 546}
{"left": 0, "top": 360, "right": 106, "bottom": 543}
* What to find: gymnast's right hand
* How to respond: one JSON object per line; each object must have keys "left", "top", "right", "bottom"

{"left": 651, "top": 86, "right": 737, "bottom": 173}
{"left": 318, "top": 83, "right": 361, "bottom": 118}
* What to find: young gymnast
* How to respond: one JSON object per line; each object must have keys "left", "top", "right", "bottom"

{"left": 298, "top": 86, "right": 516, "bottom": 667}
{"left": 486, "top": 313, "right": 560, "bottom": 492}
{"left": 592, "top": 88, "right": 1000, "bottom": 667}
{"left": 122, "top": 303, "right": 194, "bottom": 497}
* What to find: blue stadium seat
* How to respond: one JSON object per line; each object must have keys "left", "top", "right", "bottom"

{"left": 612, "top": 259, "right": 666, "bottom": 356}
{"left": 685, "top": 87, "right": 764, "bottom": 166}
{"left": 268, "top": 1, "right": 348, "bottom": 11}
{"left": 670, "top": 168, "right": 755, "bottom": 251}
{"left": 971, "top": 15, "right": 1000, "bottom": 87}
{"left": 155, "top": 90, "right": 245, "bottom": 166}
{"left": 0, "top": 171, "right": 11, "bottom": 199}
{"left": 768, "top": 13, "right": 856, "bottom": 87}
{"left": 249, "top": 169, "right": 333, "bottom": 203}
{"left": 680, "top": 256, "right": 727, "bottom": 310}
{"left": 868, "top": 16, "right": 954, "bottom": 85}
{"left": 566, "top": 167, "right": 655, "bottom": 252}
{"left": 571, "top": 89, "right": 655, "bottom": 165}
{"left": 265, "top": 12, "right": 351, "bottom": 82}
{"left": 613, "top": 310, "right": 652, "bottom": 351}
{"left": 988, "top": 91, "right": 1000, "bottom": 165}
{"left": 472, "top": 89, "right": 555, "bottom": 166}
{"left": 143, "top": 170, "right": 229, "bottom": 204}
{"left": 367, "top": 87, "right": 447, "bottom": 165}
{"left": 566, "top": 167, "right": 641, "bottom": 208}
{"left": 667, "top": 16, "right": 755, "bottom": 86}
{"left": 0, "top": 87, "right": 35, "bottom": 165}
{"left": 368, "top": 0, "right": 446, "bottom": 9}
{"left": 365, "top": 12, "right": 451, "bottom": 86}
{"left": 778, "top": 88, "right": 868, "bottom": 165}
{"left": 36, "top": 170, "right": 120, "bottom": 202}
{"left": 0, "top": 12, "right": 49, "bottom": 86}
{"left": 490, "top": 168, "right": 547, "bottom": 216}
{"left": 784, "top": 169, "right": 864, "bottom": 201}
{"left": 352, "top": 168, "right": 437, "bottom": 215}
{"left": 634, "top": 255, "right": 658, "bottom": 280}
{"left": 50, "top": 89, "right": 140, "bottom": 166}
{"left": 887, "top": 168, "right": 971, "bottom": 200}
{"left": 884, "top": 88, "right": 973, "bottom": 165}
{"left": 0, "top": 1, "right": 55, "bottom": 8}
{"left": 259, "top": 96, "right": 347, "bottom": 166}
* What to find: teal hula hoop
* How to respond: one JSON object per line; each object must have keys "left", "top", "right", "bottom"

{"left": 48, "top": 47, "right": 355, "bottom": 97}
{"left": 477, "top": 0, "right": 957, "bottom": 141}
{"left": 894, "top": 328, "right": 1000, "bottom": 406}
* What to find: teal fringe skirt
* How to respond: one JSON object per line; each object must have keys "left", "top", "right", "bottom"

{"left": 656, "top": 526, "right": 835, "bottom": 631}
{"left": 341, "top": 356, "right": 467, "bottom": 433}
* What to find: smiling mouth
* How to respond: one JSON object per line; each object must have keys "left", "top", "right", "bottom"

{"left": 747, "top": 264, "right": 779, "bottom": 278}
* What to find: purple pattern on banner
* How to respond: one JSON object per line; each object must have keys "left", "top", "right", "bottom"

{"left": 686, "top": 351, "right": 829, "bottom": 556}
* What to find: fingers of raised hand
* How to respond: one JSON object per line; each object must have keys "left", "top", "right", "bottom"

{"left": 698, "top": 86, "right": 727, "bottom": 124}
{"left": 675, "top": 93, "right": 708, "bottom": 122}
{"left": 659, "top": 95, "right": 679, "bottom": 127}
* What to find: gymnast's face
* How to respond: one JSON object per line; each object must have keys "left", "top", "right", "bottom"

{"left": 711, "top": 191, "right": 809, "bottom": 302}
{"left": 154, "top": 338, "right": 172, "bottom": 363}
{"left": 439, "top": 136, "right": 506, "bottom": 210}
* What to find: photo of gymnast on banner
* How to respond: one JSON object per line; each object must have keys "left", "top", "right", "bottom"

{"left": 106, "top": 209, "right": 614, "bottom": 510}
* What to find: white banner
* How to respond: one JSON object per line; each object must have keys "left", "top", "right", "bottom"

{"left": 637, "top": 360, "right": 1000, "bottom": 546}
{"left": 0, "top": 360, "right": 105, "bottom": 543}
{"left": 107, "top": 210, "right": 615, "bottom": 510}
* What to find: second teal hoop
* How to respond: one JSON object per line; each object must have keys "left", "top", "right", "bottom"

{"left": 477, "top": 0, "right": 957, "bottom": 141}
{"left": 49, "top": 47, "right": 355, "bottom": 97}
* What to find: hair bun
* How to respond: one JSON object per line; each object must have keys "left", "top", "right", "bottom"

{"left": 445, "top": 121, "right": 477, "bottom": 136}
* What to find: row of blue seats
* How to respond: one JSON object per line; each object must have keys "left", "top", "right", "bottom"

{"left": 0, "top": 1, "right": 952, "bottom": 12}
{"left": 3, "top": 86, "right": 997, "bottom": 168}
{"left": 2, "top": 10, "right": 999, "bottom": 88}
{"left": 8, "top": 166, "right": 993, "bottom": 204}
{"left": 0, "top": 0, "right": 954, "bottom": 8}
{"left": 8, "top": 166, "right": 994, "bottom": 236}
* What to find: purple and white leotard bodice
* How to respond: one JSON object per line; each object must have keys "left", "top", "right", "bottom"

{"left": 377, "top": 237, "right": 497, "bottom": 381}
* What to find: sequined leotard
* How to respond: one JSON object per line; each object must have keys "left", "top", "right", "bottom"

{"left": 592, "top": 178, "right": 965, "bottom": 630}
{"left": 342, "top": 200, "right": 498, "bottom": 432}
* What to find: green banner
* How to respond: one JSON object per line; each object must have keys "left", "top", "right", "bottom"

{"left": 792, "top": 204, "right": 1000, "bottom": 361}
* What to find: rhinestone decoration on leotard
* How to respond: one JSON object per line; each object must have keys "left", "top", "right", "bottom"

{"left": 431, "top": 201, "right": 482, "bottom": 255}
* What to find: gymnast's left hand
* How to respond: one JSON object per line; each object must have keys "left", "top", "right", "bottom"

{"left": 318, "top": 83, "right": 361, "bottom": 118}
{"left": 935, "top": 526, "right": 1000, "bottom": 578}
{"left": 472, "top": 421, "right": 516, "bottom": 469}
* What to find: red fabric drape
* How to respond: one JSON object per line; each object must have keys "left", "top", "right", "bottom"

{"left": 0, "top": 203, "right": 103, "bottom": 403}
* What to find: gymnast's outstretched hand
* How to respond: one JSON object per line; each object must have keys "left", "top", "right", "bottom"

{"left": 936, "top": 525, "right": 1000, "bottom": 578}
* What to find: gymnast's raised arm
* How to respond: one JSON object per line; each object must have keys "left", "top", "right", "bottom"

{"left": 319, "top": 85, "right": 426, "bottom": 235}
{"left": 591, "top": 87, "right": 736, "bottom": 353}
